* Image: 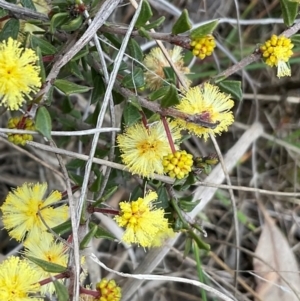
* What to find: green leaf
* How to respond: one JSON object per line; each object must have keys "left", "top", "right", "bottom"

{"left": 45, "top": 85, "right": 54, "bottom": 106}
{"left": 61, "top": 15, "right": 83, "bottom": 32}
{"left": 190, "top": 19, "right": 219, "bottom": 39}
{"left": 157, "top": 186, "right": 170, "bottom": 209}
{"left": 122, "top": 67, "right": 145, "bottom": 89}
{"left": 279, "top": 0, "right": 298, "bottom": 27}
{"left": 21, "top": 0, "right": 36, "bottom": 10}
{"left": 91, "top": 69, "right": 105, "bottom": 104}
{"left": 160, "top": 84, "right": 180, "bottom": 108}
{"left": 123, "top": 102, "right": 141, "bottom": 126}
{"left": 217, "top": 80, "right": 242, "bottom": 101}
{"left": 85, "top": 101, "right": 100, "bottom": 126}
{"left": 0, "top": 18, "right": 20, "bottom": 41}
{"left": 172, "top": 9, "right": 192, "bottom": 35}
{"left": 80, "top": 224, "right": 98, "bottom": 249}
{"left": 30, "top": 35, "right": 56, "bottom": 55}
{"left": 103, "top": 32, "right": 122, "bottom": 48}
{"left": 27, "top": 256, "right": 67, "bottom": 273}
{"left": 135, "top": 0, "right": 153, "bottom": 28}
{"left": 143, "top": 16, "right": 165, "bottom": 30}
{"left": 90, "top": 222, "right": 115, "bottom": 240}
{"left": 71, "top": 46, "right": 89, "bottom": 61}
{"left": 54, "top": 79, "right": 92, "bottom": 95}
{"left": 61, "top": 96, "right": 73, "bottom": 113}
{"left": 0, "top": 9, "right": 8, "bottom": 19}
{"left": 68, "top": 172, "right": 84, "bottom": 186}
{"left": 149, "top": 86, "right": 170, "bottom": 101}
{"left": 90, "top": 170, "right": 103, "bottom": 193}
{"left": 93, "top": 186, "right": 118, "bottom": 206}
{"left": 180, "top": 173, "right": 197, "bottom": 190}
{"left": 65, "top": 60, "right": 83, "bottom": 80}
{"left": 189, "top": 231, "right": 210, "bottom": 251}
{"left": 179, "top": 196, "right": 200, "bottom": 212}
{"left": 53, "top": 281, "right": 69, "bottom": 301}
{"left": 112, "top": 90, "right": 125, "bottom": 105}
{"left": 163, "top": 67, "right": 176, "bottom": 86}
{"left": 35, "top": 106, "right": 52, "bottom": 139}
{"left": 174, "top": 218, "right": 184, "bottom": 231}
{"left": 35, "top": 47, "right": 46, "bottom": 82}
{"left": 184, "top": 237, "right": 193, "bottom": 257}
{"left": 291, "top": 34, "right": 300, "bottom": 44}
{"left": 127, "top": 38, "right": 143, "bottom": 62}
{"left": 51, "top": 220, "right": 72, "bottom": 236}
{"left": 66, "top": 158, "right": 85, "bottom": 169}
{"left": 138, "top": 27, "right": 152, "bottom": 39}
{"left": 50, "top": 12, "right": 70, "bottom": 34}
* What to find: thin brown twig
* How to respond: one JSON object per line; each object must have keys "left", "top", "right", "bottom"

{"left": 100, "top": 24, "right": 191, "bottom": 49}
{"left": 0, "top": 0, "right": 49, "bottom": 21}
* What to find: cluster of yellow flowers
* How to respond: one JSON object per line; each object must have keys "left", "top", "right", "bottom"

{"left": 96, "top": 278, "right": 122, "bottom": 301}
{"left": 190, "top": 35, "right": 216, "bottom": 60}
{"left": 143, "top": 46, "right": 191, "bottom": 90}
{"left": 7, "top": 116, "right": 35, "bottom": 145}
{"left": 0, "top": 183, "right": 69, "bottom": 300}
{"left": 117, "top": 82, "right": 234, "bottom": 178}
{"left": 260, "top": 34, "right": 294, "bottom": 78}
{"left": 0, "top": 182, "right": 122, "bottom": 301}
{"left": 0, "top": 38, "right": 41, "bottom": 111}
{"left": 163, "top": 150, "right": 194, "bottom": 179}
{"left": 0, "top": 37, "right": 41, "bottom": 146}
{"left": 114, "top": 191, "right": 174, "bottom": 247}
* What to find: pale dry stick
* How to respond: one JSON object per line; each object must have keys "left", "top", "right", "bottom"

{"left": 78, "top": 3, "right": 118, "bottom": 286}
{"left": 89, "top": 253, "right": 235, "bottom": 301}
{"left": 218, "top": 18, "right": 296, "bottom": 25}
{"left": 193, "top": 181, "right": 300, "bottom": 200}
{"left": 79, "top": 0, "right": 117, "bottom": 200}
{"left": 48, "top": 139, "right": 80, "bottom": 301}
{"left": 0, "top": 128, "right": 120, "bottom": 135}
{"left": 234, "top": 122, "right": 300, "bottom": 156}
{"left": 120, "top": 122, "right": 264, "bottom": 301}
{"left": 76, "top": 1, "right": 143, "bottom": 229}
{"left": 243, "top": 93, "right": 300, "bottom": 104}
{"left": 3, "top": 132, "right": 300, "bottom": 199}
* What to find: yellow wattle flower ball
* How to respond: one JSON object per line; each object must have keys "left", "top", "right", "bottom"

{"left": 114, "top": 191, "right": 174, "bottom": 247}
{"left": 117, "top": 120, "right": 182, "bottom": 178}
{"left": 7, "top": 116, "right": 35, "bottom": 146}
{"left": 163, "top": 150, "right": 193, "bottom": 179}
{"left": 143, "top": 46, "right": 191, "bottom": 90}
{"left": 174, "top": 83, "right": 234, "bottom": 140}
{"left": 260, "top": 34, "right": 294, "bottom": 78}
{"left": 0, "top": 38, "right": 41, "bottom": 110}
{"left": 190, "top": 34, "right": 216, "bottom": 60}
{"left": 96, "top": 278, "right": 121, "bottom": 301}
{"left": 1, "top": 182, "right": 69, "bottom": 241}
{"left": 0, "top": 256, "right": 43, "bottom": 301}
